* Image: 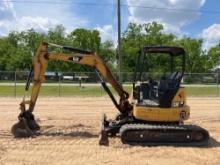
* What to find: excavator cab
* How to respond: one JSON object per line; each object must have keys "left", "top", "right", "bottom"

{"left": 131, "top": 46, "right": 191, "bottom": 123}
{"left": 133, "top": 46, "right": 185, "bottom": 108}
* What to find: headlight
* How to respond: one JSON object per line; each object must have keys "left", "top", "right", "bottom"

{"left": 172, "top": 101, "right": 184, "bottom": 107}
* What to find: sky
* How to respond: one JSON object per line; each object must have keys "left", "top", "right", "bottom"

{"left": 0, "top": 0, "right": 220, "bottom": 50}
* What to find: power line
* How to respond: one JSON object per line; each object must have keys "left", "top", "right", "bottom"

{"left": 125, "top": 5, "right": 220, "bottom": 15}
{"left": 2, "top": 0, "right": 117, "bottom": 6}
{"left": 2, "top": 0, "right": 220, "bottom": 15}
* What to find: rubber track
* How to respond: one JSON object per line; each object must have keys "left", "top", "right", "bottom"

{"left": 119, "top": 124, "right": 209, "bottom": 146}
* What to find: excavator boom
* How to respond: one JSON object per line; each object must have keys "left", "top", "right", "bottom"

{"left": 12, "top": 42, "right": 132, "bottom": 139}
{"left": 21, "top": 42, "right": 132, "bottom": 114}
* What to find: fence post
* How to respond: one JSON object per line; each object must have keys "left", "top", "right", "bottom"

{"left": 217, "top": 71, "right": 219, "bottom": 97}
{"left": 100, "top": 83, "right": 103, "bottom": 96}
{"left": 14, "top": 71, "right": 17, "bottom": 98}
{"left": 59, "top": 73, "right": 61, "bottom": 97}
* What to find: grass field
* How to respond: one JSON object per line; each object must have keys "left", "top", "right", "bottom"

{"left": 0, "top": 85, "right": 132, "bottom": 97}
{"left": 0, "top": 84, "right": 220, "bottom": 97}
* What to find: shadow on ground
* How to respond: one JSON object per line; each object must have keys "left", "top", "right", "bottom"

{"left": 40, "top": 124, "right": 98, "bottom": 138}
{"left": 42, "top": 131, "right": 98, "bottom": 138}
{"left": 209, "top": 137, "right": 220, "bottom": 147}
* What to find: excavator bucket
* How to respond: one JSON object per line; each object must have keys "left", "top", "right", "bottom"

{"left": 11, "top": 118, "right": 34, "bottom": 138}
{"left": 11, "top": 111, "right": 40, "bottom": 138}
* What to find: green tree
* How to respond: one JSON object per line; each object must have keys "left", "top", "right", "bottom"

{"left": 47, "top": 25, "right": 66, "bottom": 45}
{"left": 121, "top": 22, "right": 175, "bottom": 72}
{"left": 207, "top": 44, "right": 220, "bottom": 71}
{"left": 67, "top": 28, "right": 101, "bottom": 52}
{"left": 121, "top": 23, "right": 145, "bottom": 72}
{"left": 21, "top": 28, "right": 45, "bottom": 55}
{"left": 176, "top": 37, "right": 205, "bottom": 73}
{"left": 1, "top": 22, "right": 219, "bottom": 74}
{"left": 0, "top": 37, "right": 12, "bottom": 70}
{"left": 99, "top": 40, "right": 116, "bottom": 71}
{"left": 46, "top": 25, "right": 67, "bottom": 71}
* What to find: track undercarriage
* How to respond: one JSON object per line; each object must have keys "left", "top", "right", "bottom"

{"left": 99, "top": 114, "right": 209, "bottom": 146}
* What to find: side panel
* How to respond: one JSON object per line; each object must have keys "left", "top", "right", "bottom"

{"left": 133, "top": 105, "right": 190, "bottom": 122}
{"left": 172, "top": 87, "right": 186, "bottom": 103}
{"left": 133, "top": 88, "right": 190, "bottom": 122}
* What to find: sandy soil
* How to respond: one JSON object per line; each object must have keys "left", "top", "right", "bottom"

{"left": 0, "top": 97, "right": 219, "bottom": 165}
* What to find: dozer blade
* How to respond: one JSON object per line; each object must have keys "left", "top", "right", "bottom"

{"left": 99, "top": 129, "right": 109, "bottom": 146}
{"left": 98, "top": 113, "right": 109, "bottom": 146}
{"left": 120, "top": 124, "right": 209, "bottom": 146}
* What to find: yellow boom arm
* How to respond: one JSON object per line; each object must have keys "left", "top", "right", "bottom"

{"left": 20, "top": 42, "right": 132, "bottom": 115}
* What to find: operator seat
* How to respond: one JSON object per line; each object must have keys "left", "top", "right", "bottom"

{"left": 158, "top": 72, "right": 182, "bottom": 108}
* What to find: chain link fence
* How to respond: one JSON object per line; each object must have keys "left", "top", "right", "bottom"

{"left": 0, "top": 71, "right": 219, "bottom": 97}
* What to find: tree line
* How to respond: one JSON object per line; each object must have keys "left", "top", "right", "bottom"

{"left": 0, "top": 22, "right": 220, "bottom": 73}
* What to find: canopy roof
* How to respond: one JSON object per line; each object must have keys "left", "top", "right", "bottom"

{"left": 142, "top": 46, "right": 185, "bottom": 56}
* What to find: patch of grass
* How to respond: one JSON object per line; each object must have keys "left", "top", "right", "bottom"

{"left": 185, "top": 86, "right": 220, "bottom": 97}
{"left": 0, "top": 85, "right": 133, "bottom": 97}
{"left": 0, "top": 85, "right": 219, "bottom": 97}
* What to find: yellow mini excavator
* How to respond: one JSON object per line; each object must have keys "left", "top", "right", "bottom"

{"left": 11, "top": 42, "right": 209, "bottom": 146}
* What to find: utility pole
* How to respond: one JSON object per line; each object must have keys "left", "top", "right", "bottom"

{"left": 117, "top": 0, "right": 122, "bottom": 84}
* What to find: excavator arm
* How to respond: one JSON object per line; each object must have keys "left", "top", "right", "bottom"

{"left": 12, "top": 42, "right": 133, "bottom": 138}
{"left": 21, "top": 42, "right": 132, "bottom": 114}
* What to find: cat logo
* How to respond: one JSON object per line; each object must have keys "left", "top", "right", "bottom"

{"left": 72, "top": 57, "right": 81, "bottom": 62}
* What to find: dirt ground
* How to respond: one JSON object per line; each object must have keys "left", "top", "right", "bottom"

{"left": 0, "top": 97, "right": 219, "bottom": 165}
